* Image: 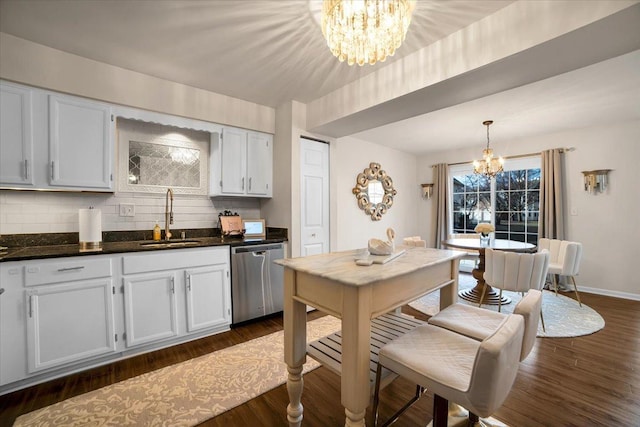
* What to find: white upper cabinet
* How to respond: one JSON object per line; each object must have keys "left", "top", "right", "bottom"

{"left": 0, "top": 81, "right": 114, "bottom": 192}
{"left": 210, "top": 126, "right": 273, "bottom": 198}
{"left": 219, "top": 127, "right": 247, "bottom": 195}
{"left": 247, "top": 131, "right": 272, "bottom": 196}
{"left": 49, "top": 94, "right": 113, "bottom": 190}
{"left": 0, "top": 82, "right": 34, "bottom": 186}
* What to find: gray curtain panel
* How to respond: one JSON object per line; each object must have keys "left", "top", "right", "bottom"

{"left": 540, "top": 149, "right": 565, "bottom": 240}
{"left": 434, "top": 163, "right": 450, "bottom": 248}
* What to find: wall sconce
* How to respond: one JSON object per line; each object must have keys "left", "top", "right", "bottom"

{"left": 582, "top": 169, "right": 611, "bottom": 194}
{"left": 421, "top": 183, "right": 434, "bottom": 199}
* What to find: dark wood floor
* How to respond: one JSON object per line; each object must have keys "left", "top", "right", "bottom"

{"left": 2, "top": 281, "right": 639, "bottom": 427}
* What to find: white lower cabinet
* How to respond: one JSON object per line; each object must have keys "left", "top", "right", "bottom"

{"left": 0, "top": 246, "right": 231, "bottom": 395}
{"left": 26, "top": 279, "right": 116, "bottom": 373}
{"left": 123, "top": 272, "right": 178, "bottom": 347}
{"left": 185, "top": 264, "right": 230, "bottom": 332}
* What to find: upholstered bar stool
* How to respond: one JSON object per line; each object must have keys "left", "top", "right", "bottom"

{"left": 428, "top": 289, "right": 543, "bottom": 361}
{"left": 372, "top": 315, "right": 525, "bottom": 427}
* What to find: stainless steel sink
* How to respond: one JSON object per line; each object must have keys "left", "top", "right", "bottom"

{"left": 139, "top": 240, "right": 201, "bottom": 248}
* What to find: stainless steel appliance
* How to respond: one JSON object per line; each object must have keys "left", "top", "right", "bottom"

{"left": 231, "top": 243, "right": 284, "bottom": 324}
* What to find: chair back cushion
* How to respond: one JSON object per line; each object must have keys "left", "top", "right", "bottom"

{"left": 484, "top": 249, "right": 550, "bottom": 293}
{"left": 466, "top": 314, "right": 524, "bottom": 417}
{"left": 513, "top": 289, "right": 542, "bottom": 361}
{"left": 448, "top": 233, "right": 481, "bottom": 258}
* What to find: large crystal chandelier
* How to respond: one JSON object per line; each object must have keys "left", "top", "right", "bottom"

{"left": 473, "top": 120, "right": 504, "bottom": 178}
{"left": 321, "top": 0, "right": 415, "bottom": 66}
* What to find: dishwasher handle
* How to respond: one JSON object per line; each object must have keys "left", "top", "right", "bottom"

{"left": 233, "top": 243, "right": 283, "bottom": 254}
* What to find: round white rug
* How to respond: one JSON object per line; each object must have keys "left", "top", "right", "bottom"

{"left": 409, "top": 275, "right": 605, "bottom": 338}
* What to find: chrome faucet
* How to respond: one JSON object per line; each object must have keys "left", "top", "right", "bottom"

{"left": 165, "top": 188, "right": 174, "bottom": 240}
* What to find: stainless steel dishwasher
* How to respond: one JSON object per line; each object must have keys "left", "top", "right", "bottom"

{"left": 230, "top": 243, "right": 284, "bottom": 324}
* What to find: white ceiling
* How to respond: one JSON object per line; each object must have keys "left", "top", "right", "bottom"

{"left": 1, "top": 0, "right": 639, "bottom": 155}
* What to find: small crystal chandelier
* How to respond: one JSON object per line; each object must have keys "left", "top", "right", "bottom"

{"left": 321, "top": 0, "right": 415, "bottom": 66}
{"left": 473, "top": 120, "right": 504, "bottom": 178}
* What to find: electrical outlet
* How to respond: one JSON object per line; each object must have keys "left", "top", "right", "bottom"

{"left": 119, "top": 203, "right": 135, "bottom": 217}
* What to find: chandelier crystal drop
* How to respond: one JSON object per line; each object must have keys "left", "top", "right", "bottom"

{"left": 321, "top": 0, "right": 415, "bottom": 66}
{"left": 473, "top": 120, "right": 504, "bottom": 178}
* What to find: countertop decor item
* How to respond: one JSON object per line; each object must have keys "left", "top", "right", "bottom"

{"left": 78, "top": 207, "right": 102, "bottom": 251}
{"left": 219, "top": 210, "right": 243, "bottom": 237}
{"left": 368, "top": 227, "right": 395, "bottom": 255}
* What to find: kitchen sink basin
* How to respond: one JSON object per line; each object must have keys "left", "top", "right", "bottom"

{"left": 139, "top": 240, "right": 201, "bottom": 248}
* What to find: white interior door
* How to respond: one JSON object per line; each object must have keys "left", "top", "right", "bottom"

{"left": 300, "top": 137, "right": 330, "bottom": 256}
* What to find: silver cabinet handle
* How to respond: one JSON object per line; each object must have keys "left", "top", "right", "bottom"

{"left": 24, "top": 159, "right": 29, "bottom": 180}
{"left": 249, "top": 177, "right": 252, "bottom": 190}
{"left": 29, "top": 294, "right": 34, "bottom": 318}
{"left": 187, "top": 274, "right": 192, "bottom": 291}
{"left": 170, "top": 276, "right": 175, "bottom": 294}
{"left": 57, "top": 266, "right": 85, "bottom": 272}
{"left": 51, "top": 161, "right": 55, "bottom": 180}
{"left": 242, "top": 177, "right": 245, "bottom": 190}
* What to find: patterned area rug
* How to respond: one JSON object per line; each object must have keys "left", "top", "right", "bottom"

{"left": 409, "top": 274, "right": 605, "bottom": 338}
{"left": 14, "top": 316, "right": 342, "bottom": 427}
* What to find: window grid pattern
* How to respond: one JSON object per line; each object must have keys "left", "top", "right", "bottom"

{"left": 495, "top": 169, "right": 540, "bottom": 244}
{"left": 452, "top": 168, "right": 540, "bottom": 244}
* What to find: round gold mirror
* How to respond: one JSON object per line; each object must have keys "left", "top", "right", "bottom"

{"left": 352, "top": 162, "right": 397, "bottom": 221}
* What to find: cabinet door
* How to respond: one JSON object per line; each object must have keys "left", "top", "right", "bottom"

{"left": 220, "top": 127, "right": 247, "bottom": 195}
{"left": 247, "top": 132, "right": 272, "bottom": 196}
{"left": 25, "top": 279, "right": 116, "bottom": 373}
{"left": 185, "top": 264, "right": 231, "bottom": 332}
{"left": 0, "top": 83, "right": 34, "bottom": 186}
{"left": 123, "top": 272, "right": 178, "bottom": 347}
{"left": 49, "top": 94, "right": 113, "bottom": 190}
{"left": 1, "top": 263, "right": 28, "bottom": 386}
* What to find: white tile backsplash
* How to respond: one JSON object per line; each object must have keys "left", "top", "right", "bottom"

{"left": 0, "top": 190, "right": 261, "bottom": 235}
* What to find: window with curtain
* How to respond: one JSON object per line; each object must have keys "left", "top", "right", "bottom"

{"left": 451, "top": 156, "right": 541, "bottom": 244}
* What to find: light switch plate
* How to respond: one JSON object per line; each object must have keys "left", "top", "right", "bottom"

{"left": 119, "top": 203, "right": 135, "bottom": 217}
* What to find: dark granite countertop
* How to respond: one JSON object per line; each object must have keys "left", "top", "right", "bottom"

{"left": 0, "top": 228, "right": 288, "bottom": 262}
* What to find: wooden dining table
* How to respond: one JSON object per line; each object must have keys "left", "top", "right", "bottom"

{"left": 275, "top": 246, "right": 464, "bottom": 427}
{"left": 442, "top": 238, "right": 536, "bottom": 305}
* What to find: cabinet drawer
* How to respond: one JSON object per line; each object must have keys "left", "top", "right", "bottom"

{"left": 122, "top": 246, "right": 229, "bottom": 275}
{"left": 24, "top": 257, "right": 113, "bottom": 287}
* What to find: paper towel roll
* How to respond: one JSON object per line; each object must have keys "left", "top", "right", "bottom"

{"left": 79, "top": 208, "right": 102, "bottom": 249}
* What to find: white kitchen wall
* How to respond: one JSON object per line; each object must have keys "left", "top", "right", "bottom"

{"left": 0, "top": 190, "right": 260, "bottom": 236}
{"left": 334, "top": 135, "right": 419, "bottom": 251}
{"left": 416, "top": 120, "right": 640, "bottom": 299}
{"left": 0, "top": 33, "right": 274, "bottom": 134}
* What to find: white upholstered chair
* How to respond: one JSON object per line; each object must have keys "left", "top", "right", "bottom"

{"left": 373, "top": 314, "right": 526, "bottom": 427}
{"left": 538, "top": 238, "right": 583, "bottom": 306}
{"left": 403, "top": 236, "right": 426, "bottom": 247}
{"left": 428, "top": 289, "right": 543, "bottom": 360}
{"left": 447, "top": 233, "right": 481, "bottom": 267}
{"left": 480, "top": 248, "right": 550, "bottom": 309}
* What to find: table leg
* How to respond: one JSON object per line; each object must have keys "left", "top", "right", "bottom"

{"left": 284, "top": 268, "right": 307, "bottom": 427}
{"left": 457, "top": 248, "right": 510, "bottom": 306}
{"left": 341, "top": 286, "right": 372, "bottom": 427}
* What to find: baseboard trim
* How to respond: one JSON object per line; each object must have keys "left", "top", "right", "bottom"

{"left": 580, "top": 286, "right": 640, "bottom": 301}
